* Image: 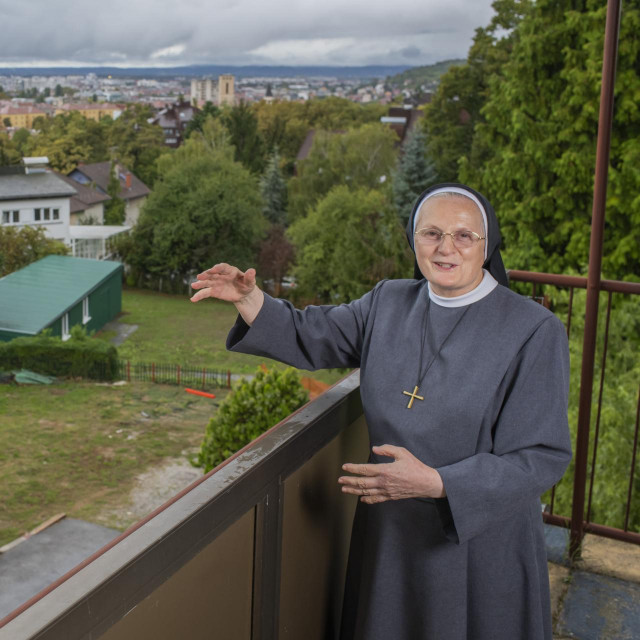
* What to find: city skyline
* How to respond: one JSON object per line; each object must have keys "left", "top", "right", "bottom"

{"left": 0, "top": 0, "right": 495, "bottom": 68}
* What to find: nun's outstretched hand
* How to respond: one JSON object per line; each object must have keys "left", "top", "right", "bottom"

{"left": 339, "top": 444, "right": 446, "bottom": 504}
{"left": 190, "top": 263, "right": 264, "bottom": 325}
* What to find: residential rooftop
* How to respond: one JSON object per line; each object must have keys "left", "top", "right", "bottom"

{"left": 0, "top": 170, "right": 77, "bottom": 201}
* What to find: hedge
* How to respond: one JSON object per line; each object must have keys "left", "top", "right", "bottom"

{"left": 0, "top": 327, "right": 119, "bottom": 381}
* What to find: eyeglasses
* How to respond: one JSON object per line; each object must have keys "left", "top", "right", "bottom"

{"left": 414, "top": 227, "right": 485, "bottom": 249}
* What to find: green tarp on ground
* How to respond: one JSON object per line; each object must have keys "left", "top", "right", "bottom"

{"left": 11, "top": 370, "right": 56, "bottom": 384}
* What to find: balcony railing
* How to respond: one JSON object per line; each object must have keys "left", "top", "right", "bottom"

{"left": 0, "top": 372, "right": 369, "bottom": 640}
{"left": 509, "top": 270, "right": 640, "bottom": 546}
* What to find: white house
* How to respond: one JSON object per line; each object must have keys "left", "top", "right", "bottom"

{"left": 0, "top": 158, "right": 76, "bottom": 241}
{"left": 0, "top": 157, "right": 129, "bottom": 260}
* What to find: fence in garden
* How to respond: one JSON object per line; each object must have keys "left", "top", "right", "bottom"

{"left": 116, "top": 360, "right": 232, "bottom": 389}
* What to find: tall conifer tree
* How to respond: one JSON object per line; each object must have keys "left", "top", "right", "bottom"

{"left": 392, "top": 127, "right": 437, "bottom": 224}
{"left": 260, "top": 148, "right": 288, "bottom": 225}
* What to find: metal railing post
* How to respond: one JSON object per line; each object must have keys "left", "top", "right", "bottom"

{"left": 570, "top": 0, "right": 622, "bottom": 560}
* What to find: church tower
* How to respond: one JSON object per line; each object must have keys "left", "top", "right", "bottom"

{"left": 217, "top": 75, "right": 235, "bottom": 107}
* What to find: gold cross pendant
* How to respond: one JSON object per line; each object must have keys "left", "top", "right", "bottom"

{"left": 402, "top": 385, "right": 424, "bottom": 409}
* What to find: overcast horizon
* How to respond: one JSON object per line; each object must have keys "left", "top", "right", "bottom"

{"left": 0, "top": 0, "right": 495, "bottom": 69}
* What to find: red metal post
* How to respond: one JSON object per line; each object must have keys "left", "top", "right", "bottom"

{"left": 569, "top": 0, "right": 622, "bottom": 560}
{"left": 624, "top": 387, "right": 640, "bottom": 532}
{"left": 586, "top": 292, "right": 613, "bottom": 523}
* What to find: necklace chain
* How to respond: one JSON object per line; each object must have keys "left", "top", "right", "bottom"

{"left": 402, "top": 300, "right": 471, "bottom": 409}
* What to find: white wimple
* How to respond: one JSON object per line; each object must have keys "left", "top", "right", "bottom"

{"left": 428, "top": 269, "right": 498, "bottom": 308}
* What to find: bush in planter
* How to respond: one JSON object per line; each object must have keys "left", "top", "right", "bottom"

{"left": 196, "top": 367, "right": 309, "bottom": 473}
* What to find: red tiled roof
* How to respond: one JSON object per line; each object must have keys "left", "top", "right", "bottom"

{"left": 55, "top": 172, "right": 111, "bottom": 214}
{"left": 59, "top": 103, "right": 119, "bottom": 111}
{"left": 67, "top": 162, "right": 150, "bottom": 201}
{"left": 0, "top": 105, "right": 47, "bottom": 116}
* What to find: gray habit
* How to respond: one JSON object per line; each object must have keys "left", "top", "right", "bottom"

{"left": 227, "top": 278, "right": 572, "bottom": 640}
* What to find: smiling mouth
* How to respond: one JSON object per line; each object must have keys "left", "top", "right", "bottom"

{"left": 434, "top": 262, "right": 458, "bottom": 270}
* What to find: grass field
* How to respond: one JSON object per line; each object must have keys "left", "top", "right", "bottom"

{"left": 1, "top": 288, "right": 349, "bottom": 547}
{"left": 98, "top": 288, "right": 348, "bottom": 385}
{"left": 0, "top": 381, "right": 227, "bottom": 547}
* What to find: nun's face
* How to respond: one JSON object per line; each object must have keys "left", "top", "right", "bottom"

{"left": 414, "top": 195, "right": 485, "bottom": 297}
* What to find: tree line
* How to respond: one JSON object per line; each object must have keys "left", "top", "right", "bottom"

{"left": 422, "top": 0, "right": 640, "bottom": 282}
{"left": 114, "top": 99, "right": 432, "bottom": 302}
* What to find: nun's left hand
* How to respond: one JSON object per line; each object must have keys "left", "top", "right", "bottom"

{"left": 339, "top": 444, "right": 446, "bottom": 504}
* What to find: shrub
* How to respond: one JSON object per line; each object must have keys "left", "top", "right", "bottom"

{"left": 196, "top": 367, "right": 309, "bottom": 472}
{"left": 0, "top": 328, "right": 119, "bottom": 380}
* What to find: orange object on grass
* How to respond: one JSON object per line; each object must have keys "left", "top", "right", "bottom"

{"left": 185, "top": 388, "right": 216, "bottom": 399}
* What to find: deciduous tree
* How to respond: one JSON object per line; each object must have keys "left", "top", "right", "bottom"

{"left": 119, "top": 121, "right": 266, "bottom": 290}
{"left": 288, "top": 123, "right": 398, "bottom": 221}
{"left": 106, "top": 104, "right": 166, "bottom": 187}
{"left": 183, "top": 101, "right": 220, "bottom": 139}
{"left": 0, "top": 133, "right": 21, "bottom": 165}
{"left": 0, "top": 226, "right": 68, "bottom": 277}
{"left": 223, "top": 101, "right": 266, "bottom": 174}
{"left": 288, "top": 186, "right": 412, "bottom": 303}
{"left": 26, "top": 112, "right": 107, "bottom": 173}
{"left": 423, "top": 0, "right": 531, "bottom": 182}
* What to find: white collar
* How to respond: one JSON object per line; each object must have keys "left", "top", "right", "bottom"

{"left": 427, "top": 270, "right": 498, "bottom": 308}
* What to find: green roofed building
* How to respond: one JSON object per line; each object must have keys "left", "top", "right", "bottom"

{"left": 0, "top": 255, "right": 122, "bottom": 342}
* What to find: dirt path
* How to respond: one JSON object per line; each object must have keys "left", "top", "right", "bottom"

{"left": 97, "top": 457, "right": 202, "bottom": 530}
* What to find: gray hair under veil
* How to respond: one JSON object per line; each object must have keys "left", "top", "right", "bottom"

{"left": 405, "top": 183, "right": 509, "bottom": 287}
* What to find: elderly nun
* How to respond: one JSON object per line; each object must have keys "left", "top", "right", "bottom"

{"left": 190, "top": 183, "right": 572, "bottom": 640}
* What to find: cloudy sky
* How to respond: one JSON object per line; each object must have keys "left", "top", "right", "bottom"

{"left": 0, "top": 0, "right": 496, "bottom": 68}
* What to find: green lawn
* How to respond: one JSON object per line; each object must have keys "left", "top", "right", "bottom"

{"left": 98, "top": 288, "right": 348, "bottom": 385}
{"left": 0, "top": 382, "right": 227, "bottom": 547}
{"left": 0, "top": 288, "right": 350, "bottom": 547}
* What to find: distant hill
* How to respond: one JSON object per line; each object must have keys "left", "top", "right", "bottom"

{"left": 0, "top": 65, "right": 414, "bottom": 80}
{"left": 386, "top": 59, "right": 465, "bottom": 89}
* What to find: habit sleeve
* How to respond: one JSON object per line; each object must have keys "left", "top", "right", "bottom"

{"left": 435, "top": 315, "right": 572, "bottom": 545}
{"left": 226, "top": 288, "right": 379, "bottom": 370}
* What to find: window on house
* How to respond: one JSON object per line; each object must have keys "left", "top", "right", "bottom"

{"left": 82, "top": 297, "right": 91, "bottom": 324}
{"left": 2, "top": 210, "right": 19, "bottom": 224}
{"left": 52, "top": 208, "right": 60, "bottom": 220}
{"left": 34, "top": 208, "right": 41, "bottom": 221}
{"left": 61, "top": 313, "right": 70, "bottom": 341}
{"left": 43, "top": 208, "right": 50, "bottom": 221}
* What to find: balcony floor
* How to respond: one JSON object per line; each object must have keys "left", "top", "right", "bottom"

{"left": 547, "top": 526, "right": 640, "bottom": 639}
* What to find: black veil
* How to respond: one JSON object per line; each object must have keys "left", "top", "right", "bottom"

{"left": 404, "top": 183, "right": 509, "bottom": 286}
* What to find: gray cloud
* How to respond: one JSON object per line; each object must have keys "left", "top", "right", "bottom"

{"left": 401, "top": 46, "right": 422, "bottom": 59}
{"left": 0, "top": 0, "right": 496, "bottom": 67}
